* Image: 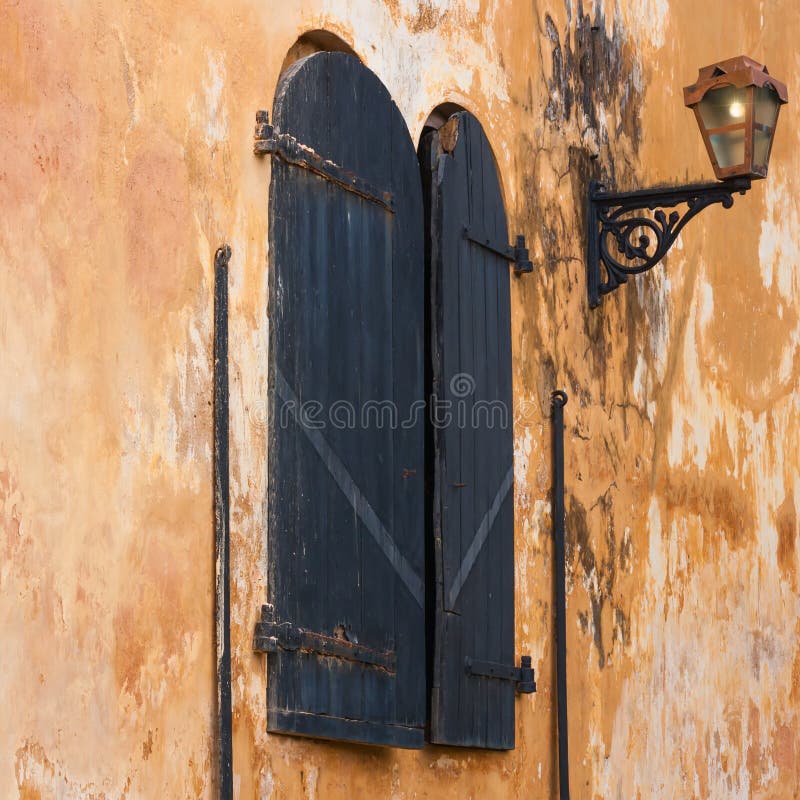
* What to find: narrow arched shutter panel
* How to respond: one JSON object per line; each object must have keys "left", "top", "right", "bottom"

{"left": 424, "top": 112, "right": 519, "bottom": 749}
{"left": 264, "top": 52, "right": 425, "bottom": 748}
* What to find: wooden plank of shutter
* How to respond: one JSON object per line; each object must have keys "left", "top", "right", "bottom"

{"left": 426, "top": 112, "right": 518, "bottom": 749}
{"left": 266, "top": 52, "right": 425, "bottom": 748}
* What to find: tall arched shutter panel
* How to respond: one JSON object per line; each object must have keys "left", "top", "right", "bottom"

{"left": 423, "top": 112, "right": 525, "bottom": 750}
{"left": 262, "top": 52, "right": 425, "bottom": 748}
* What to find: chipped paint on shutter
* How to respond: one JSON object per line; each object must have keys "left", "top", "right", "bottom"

{"left": 424, "top": 112, "right": 518, "bottom": 750}
{"left": 265, "top": 52, "right": 425, "bottom": 748}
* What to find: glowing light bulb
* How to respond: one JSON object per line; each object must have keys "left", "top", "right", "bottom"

{"left": 729, "top": 100, "right": 745, "bottom": 119}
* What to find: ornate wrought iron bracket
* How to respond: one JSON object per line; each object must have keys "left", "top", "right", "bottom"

{"left": 587, "top": 177, "right": 752, "bottom": 307}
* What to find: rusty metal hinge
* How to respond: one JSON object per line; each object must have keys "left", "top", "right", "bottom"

{"left": 253, "top": 605, "right": 397, "bottom": 672}
{"left": 254, "top": 108, "right": 274, "bottom": 143}
{"left": 252, "top": 109, "right": 394, "bottom": 212}
{"left": 463, "top": 226, "right": 533, "bottom": 274}
{"left": 465, "top": 655, "right": 536, "bottom": 694}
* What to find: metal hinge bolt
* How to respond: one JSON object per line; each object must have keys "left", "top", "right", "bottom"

{"left": 254, "top": 109, "right": 273, "bottom": 148}
{"left": 517, "top": 655, "right": 536, "bottom": 694}
{"left": 512, "top": 236, "right": 533, "bottom": 274}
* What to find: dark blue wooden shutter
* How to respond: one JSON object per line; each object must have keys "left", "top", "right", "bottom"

{"left": 263, "top": 52, "right": 425, "bottom": 748}
{"left": 424, "top": 112, "right": 520, "bottom": 749}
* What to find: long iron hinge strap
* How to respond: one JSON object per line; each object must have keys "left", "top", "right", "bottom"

{"left": 463, "top": 226, "right": 533, "bottom": 273}
{"left": 253, "top": 112, "right": 394, "bottom": 213}
{"left": 253, "top": 605, "right": 397, "bottom": 672}
{"left": 464, "top": 656, "right": 536, "bottom": 694}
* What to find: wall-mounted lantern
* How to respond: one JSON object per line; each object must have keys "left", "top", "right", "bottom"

{"left": 587, "top": 55, "right": 788, "bottom": 308}
{"left": 685, "top": 56, "right": 788, "bottom": 180}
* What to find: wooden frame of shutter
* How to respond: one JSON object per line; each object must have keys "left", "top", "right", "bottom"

{"left": 422, "top": 112, "right": 521, "bottom": 750}
{"left": 263, "top": 52, "right": 426, "bottom": 748}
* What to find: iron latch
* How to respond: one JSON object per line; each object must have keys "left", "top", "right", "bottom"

{"left": 463, "top": 226, "right": 533, "bottom": 274}
{"left": 465, "top": 655, "right": 536, "bottom": 693}
{"left": 253, "top": 604, "right": 397, "bottom": 672}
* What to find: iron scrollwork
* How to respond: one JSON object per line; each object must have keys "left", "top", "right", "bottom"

{"left": 586, "top": 177, "right": 752, "bottom": 307}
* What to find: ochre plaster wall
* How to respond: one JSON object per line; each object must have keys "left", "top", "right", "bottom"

{"left": 1, "top": 0, "right": 799, "bottom": 797}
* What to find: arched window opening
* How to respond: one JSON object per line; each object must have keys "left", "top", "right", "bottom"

{"left": 261, "top": 50, "right": 524, "bottom": 751}
{"left": 279, "top": 29, "right": 359, "bottom": 76}
{"left": 423, "top": 101, "right": 468, "bottom": 131}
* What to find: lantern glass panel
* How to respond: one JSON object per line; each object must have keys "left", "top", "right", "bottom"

{"left": 697, "top": 86, "right": 749, "bottom": 130}
{"left": 709, "top": 128, "right": 745, "bottom": 168}
{"left": 753, "top": 129, "right": 771, "bottom": 168}
{"left": 754, "top": 86, "right": 780, "bottom": 127}
{"left": 753, "top": 87, "right": 780, "bottom": 170}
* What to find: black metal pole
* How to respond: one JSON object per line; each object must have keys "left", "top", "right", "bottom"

{"left": 551, "top": 390, "right": 570, "bottom": 800}
{"left": 214, "top": 245, "right": 233, "bottom": 800}
{"left": 586, "top": 183, "right": 601, "bottom": 309}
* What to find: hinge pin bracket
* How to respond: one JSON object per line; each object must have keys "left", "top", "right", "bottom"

{"left": 254, "top": 109, "right": 273, "bottom": 147}
{"left": 512, "top": 235, "right": 533, "bottom": 274}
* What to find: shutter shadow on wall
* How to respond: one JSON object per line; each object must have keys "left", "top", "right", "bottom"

{"left": 422, "top": 112, "right": 518, "bottom": 750}
{"left": 265, "top": 52, "right": 425, "bottom": 748}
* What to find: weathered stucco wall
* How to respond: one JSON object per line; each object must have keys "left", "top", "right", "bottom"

{"left": 1, "top": 0, "right": 799, "bottom": 797}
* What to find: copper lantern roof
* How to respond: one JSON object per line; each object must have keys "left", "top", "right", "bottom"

{"left": 683, "top": 55, "right": 788, "bottom": 106}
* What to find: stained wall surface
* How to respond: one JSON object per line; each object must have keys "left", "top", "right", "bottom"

{"left": 1, "top": 0, "right": 799, "bottom": 797}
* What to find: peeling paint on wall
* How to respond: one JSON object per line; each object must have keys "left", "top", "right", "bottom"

{"left": 1, "top": 0, "right": 799, "bottom": 797}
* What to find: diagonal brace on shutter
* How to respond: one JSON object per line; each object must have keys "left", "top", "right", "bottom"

{"left": 463, "top": 225, "right": 533, "bottom": 274}
{"left": 254, "top": 605, "right": 397, "bottom": 672}
{"left": 465, "top": 656, "right": 536, "bottom": 694}
{"left": 253, "top": 110, "right": 394, "bottom": 212}
{"left": 447, "top": 466, "right": 514, "bottom": 609}
{"left": 275, "top": 370, "right": 425, "bottom": 608}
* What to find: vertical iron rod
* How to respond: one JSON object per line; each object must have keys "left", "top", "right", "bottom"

{"left": 214, "top": 245, "right": 233, "bottom": 799}
{"left": 586, "top": 182, "right": 601, "bottom": 309}
{"left": 551, "top": 389, "right": 570, "bottom": 800}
